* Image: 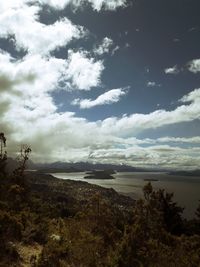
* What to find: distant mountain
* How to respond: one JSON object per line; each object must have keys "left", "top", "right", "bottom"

{"left": 5, "top": 157, "right": 178, "bottom": 174}
{"left": 34, "top": 161, "right": 149, "bottom": 173}
{"left": 169, "top": 170, "right": 200, "bottom": 177}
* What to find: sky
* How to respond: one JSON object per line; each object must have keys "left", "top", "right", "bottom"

{"left": 0, "top": 0, "right": 200, "bottom": 169}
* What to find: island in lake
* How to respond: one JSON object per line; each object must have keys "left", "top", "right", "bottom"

{"left": 84, "top": 170, "right": 116, "bottom": 180}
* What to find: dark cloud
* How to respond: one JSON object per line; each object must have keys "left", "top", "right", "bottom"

{"left": 0, "top": 73, "right": 36, "bottom": 93}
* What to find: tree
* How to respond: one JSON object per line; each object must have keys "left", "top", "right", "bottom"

{"left": 149, "top": 188, "right": 184, "bottom": 235}
{"left": 0, "top": 133, "right": 7, "bottom": 176}
{"left": 14, "top": 144, "right": 31, "bottom": 177}
{"left": 143, "top": 182, "right": 153, "bottom": 201}
{"left": 113, "top": 183, "right": 186, "bottom": 267}
{"left": 0, "top": 133, "right": 6, "bottom": 158}
{"left": 142, "top": 182, "right": 184, "bottom": 235}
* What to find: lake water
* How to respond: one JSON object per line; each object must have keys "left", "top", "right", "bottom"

{"left": 51, "top": 172, "right": 200, "bottom": 219}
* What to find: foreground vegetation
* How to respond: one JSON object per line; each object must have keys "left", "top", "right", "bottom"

{"left": 0, "top": 133, "right": 200, "bottom": 267}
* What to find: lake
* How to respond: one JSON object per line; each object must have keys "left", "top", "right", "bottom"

{"left": 51, "top": 172, "right": 200, "bottom": 219}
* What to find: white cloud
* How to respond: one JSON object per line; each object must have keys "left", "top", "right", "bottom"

{"left": 173, "top": 38, "right": 180, "bottom": 42}
{"left": 88, "top": 145, "right": 200, "bottom": 170}
{"left": 38, "top": 0, "right": 127, "bottom": 11}
{"left": 0, "top": 54, "right": 69, "bottom": 128}
{"left": 125, "top": 43, "right": 130, "bottom": 48}
{"left": 187, "top": 59, "right": 200, "bottom": 73}
{"left": 157, "top": 136, "right": 200, "bottom": 144}
{"left": 88, "top": 0, "right": 127, "bottom": 11}
{"left": 100, "top": 88, "right": 200, "bottom": 136}
{"left": 94, "top": 37, "right": 113, "bottom": 56}
{"left": 0, "top": 54, "right": 100, "bottom": 160}
{"left": 0, "top": 0, "right": 127, "bottom": 13}
{"left": 188, "top": 27, "right": 197, "bottom": 32}
{"left": 93, "top": 37, "right": 120, "bottom": 56}
{"left": 0, "top": 5, "right": 84, "bottom": 55}
{"left": 147, "top": 81, "right": 156, "bottom": 87}
{"left": 111, "top": 46, "right": 120, "bottom": 56}
{"left": 109, "top": 136, "right": 200, "bottom": 148}
{"left": 66, "top": 50, "right": 104, "bottom": 90}
{"left": 180, "top": 88, "right": 200, "bottom": 103}
{"left": 147, "top": 81, "right": 161, "bottom": 87}
{"left": 164, "top": 65, "right": 179, "bottom": 74}
{"left": 0, "top": 2, "right": 104, "bottom": 91}
{"left": 72, "top": 87, "right": 128, "bottom": 108}
{"left": 0, "top": 1, "right": 25, "bottom": 13}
